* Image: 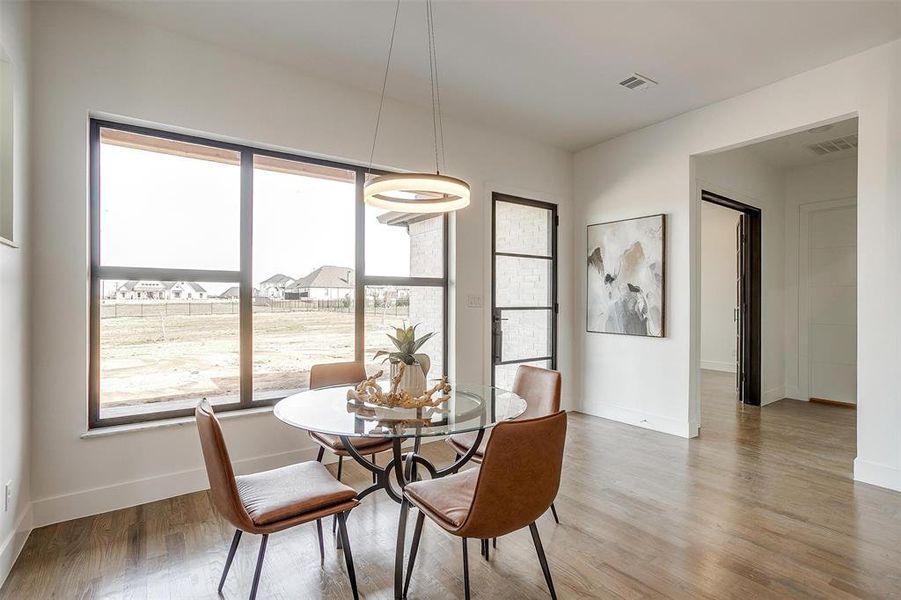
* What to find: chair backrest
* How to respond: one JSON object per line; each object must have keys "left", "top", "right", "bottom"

{"left": 309, "top": 361, "right": 367, "bottom": 390}
{"left": 195, "top": 400, "right": 253, "bottom": 531}
{"left": 513, "top": 365, "right": 561, "bottom": 419}
{"left": 459, "top": 411, "right": 567, "bottom": 539}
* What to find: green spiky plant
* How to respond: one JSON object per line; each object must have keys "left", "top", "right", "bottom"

{"left": 374, "top": 322, "right": 436, "bottom": 366}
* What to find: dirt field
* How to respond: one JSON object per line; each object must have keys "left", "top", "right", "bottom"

{"left": 98, "top": 308, "right": 423, "bottom": 416}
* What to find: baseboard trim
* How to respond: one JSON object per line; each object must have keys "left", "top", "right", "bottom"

{"left": 579, "top": 403, "right": 696, "bottom": 438}
{"left": 0, "top": 503, "right": 33, "bottom": 590}
{"left": 31, "top": 438, "right": 431, "bottom": 529}
{"left": 809, "top": 397, "right": 856, "bottom": 408}
{"left": 854, "top": 458, "right": 901, "bottom": 492}
{"left": 762, "top": 386, "right": 785, "bottom": 406}
{"left": 700, "top": 360, "right": 736, "bottom": 373}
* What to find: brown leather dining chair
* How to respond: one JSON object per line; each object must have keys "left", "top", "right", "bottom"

{"left": 309, "top": 361, "right": 395, "bottom": 485}
{"left": 447, "top": 365, "right": 563, "bottom": 526}
{"left": 399, "top": 411, "right": 567, "bottom": 600}
{"left": 195, "top": 400, "right": 361, "bottom": 600}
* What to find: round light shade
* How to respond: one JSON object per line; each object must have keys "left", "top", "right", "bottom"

{"left": 364, "top": 173, "right": 470, "bottom": 213}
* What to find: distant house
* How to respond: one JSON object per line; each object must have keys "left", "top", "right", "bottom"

{"left": 286, "top": 266, "right": 354, "bottom": 300}
{"left": 115, "top": 281, "right": 207, "bottom": 300}
{"left": 258, "top": 273, "right": 295, "bottom": 299}
{"left": 218, "top": 286, "right": 258, "bottom": 300}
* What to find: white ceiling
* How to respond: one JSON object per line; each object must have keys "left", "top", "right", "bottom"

{"left": 746, "top": 117, "right": 859, "bottom": 168}
{"left": 86, "top": 0, "right": 901, "bottom": 151}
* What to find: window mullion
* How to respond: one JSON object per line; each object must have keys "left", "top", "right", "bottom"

{"left": 239, "top": 150, "right": 254, "bottom": 408}
{"left": 355, "top": 170, "right": 365, "bottom": 363}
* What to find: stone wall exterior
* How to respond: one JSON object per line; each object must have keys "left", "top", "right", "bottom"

{"left": 407, "top": 217, "right": 444, "bottom": 377}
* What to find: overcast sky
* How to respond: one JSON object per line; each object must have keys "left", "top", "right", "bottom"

{"left": 99, "top": 144, "right": 413, "bottom": 295}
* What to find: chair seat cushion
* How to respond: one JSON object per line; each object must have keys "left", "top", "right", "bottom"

{"left": 404, "top": 468, "right": 479, "bottom": 529}
{"left": 236, "top": 461, "right": 357, "bottom": 526}
{"left": 446, "top": 429, "right": 490, "bottom": 460}
{"left": 309, "top": 431, "right": 395, "bottom": 454}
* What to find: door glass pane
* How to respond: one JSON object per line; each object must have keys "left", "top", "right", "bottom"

{"left": 494, "top": 360, "right": 551, "bottom": 392}
{"left": 365, "top": 205, "right": 444, "bottom": 277}
{"left": 364, "top": 285, "right": 444, "bottom": 379}
{"left": 500, "top": 309, "right": 552, "bottom": 363}
{"left": 99, "top": 128, "right": 241, "bottom": 270}
{"left": 98, "top": 279, "right": 239, "bottom": 420}
{"left": 495, "top": 201, "right": 552, "bottom": 256}
{"left": 495, "top": 256, "right": 552, "bottom": 307}
{"left": 252, "top": 156, "right": 356, "bottom": 401}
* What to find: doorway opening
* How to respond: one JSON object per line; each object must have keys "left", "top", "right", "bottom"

{"left": 701, "top": 191, "right": 761, "bottom": 405}
{"left": 696, "top": 116, "right": 858, "bottom": 459}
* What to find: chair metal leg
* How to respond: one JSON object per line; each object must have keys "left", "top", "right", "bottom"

{"left": 550, "top": 502, "right": 560, "bottom": 524}
{"left": 484, "top": 538, "right": 490, "bottom": 560}
{"left": 249, "top": 534, "right": 268, "bottom": 600}
{"left": 492, "top": 537, "right": 497, "bottom": 549}
{"left": 403, "top": 510, "right": 425, "bottom": 598}
{"left": 332, "top": 457, "right": 343, "bottom": 537}
{"left": 372, "top": 454, "right": 377, "bottom": 484}
{"left": 529, "top": 522, "right": 557, "bottom": 600}
{"left": 316, "top": 518, "right": 325, "bottom": 566}
{"left": 462, "top": 538, "right": 471, "bottom": 600}
{"left": 316, "top": 447, "right": 325, "bottom": 462}
{"left": 394, "top": 499, "right": 410, "bottom": 600}
{"left": 218, "top": 529, "right": 242, "bottom": 593}
{"left": 336, "top": 512, "right": 359, "bottom": 600}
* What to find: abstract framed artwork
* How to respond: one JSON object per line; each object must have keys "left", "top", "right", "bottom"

{"left": 586, "top": 214, "right": 665, "bottom": 337}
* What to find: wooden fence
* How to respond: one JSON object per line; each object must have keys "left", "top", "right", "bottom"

{"left": 99, "top": 299, "right": 410, "bottom": 319}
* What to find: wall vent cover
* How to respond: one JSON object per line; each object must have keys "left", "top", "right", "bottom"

{"left": 619, "top": 73, "right": 657, "bottom": 90}
{"left": 807, "top": 134, "right": 858, "bottom": 156}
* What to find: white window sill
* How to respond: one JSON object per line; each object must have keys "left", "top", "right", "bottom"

{"left": 0, "top": 235, "right": 18, "bottom": 249}
{"left": 81, "top": 405, "right": 275, "bottom": 439}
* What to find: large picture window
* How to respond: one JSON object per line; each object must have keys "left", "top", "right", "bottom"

{"left": 89, "top": 120, "right": 448, "bottom": 427}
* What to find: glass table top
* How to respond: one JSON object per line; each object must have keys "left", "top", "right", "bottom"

{"left": 274, "top": 381, "right": 527, "bottom": 438}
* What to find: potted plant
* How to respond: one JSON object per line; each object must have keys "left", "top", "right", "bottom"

{"left": 374, "top": 322, "right": 435, "bottom": 396}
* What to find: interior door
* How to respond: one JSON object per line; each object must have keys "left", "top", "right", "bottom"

{"left": 491, "top": 194, "right": 557, "bottom": 390}
{"left": 735, "top": 214, "right": 746, "bottom": 401}
{"left": 807, "top": 205, "right": 857, "bottom": 404}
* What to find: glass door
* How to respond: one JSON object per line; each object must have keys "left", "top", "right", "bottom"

{"left": 491, "top": 193, "right": 558, "bottom": 390}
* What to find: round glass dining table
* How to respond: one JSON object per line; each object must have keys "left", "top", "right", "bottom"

{"left": 274, "top": 381, "right": 527, "bottom": 503}
{"left": 275, "top": 381, "right": 526, "bottom": 599}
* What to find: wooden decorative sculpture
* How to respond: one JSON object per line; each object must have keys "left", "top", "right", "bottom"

{"left": 346, "top": 366, "right": 452, "bottom": 409}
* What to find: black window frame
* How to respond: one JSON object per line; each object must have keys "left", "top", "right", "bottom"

{"left": 89, "top": 118, "right": 449, "bottom": 428}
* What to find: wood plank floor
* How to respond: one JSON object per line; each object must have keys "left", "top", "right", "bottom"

{"left": 4, "top": 371, "right": 901, "bottom": 599}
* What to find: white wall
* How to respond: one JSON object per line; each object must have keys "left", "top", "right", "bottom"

{"left": 695, "top": 148, "right": 786, "bottom": 405}
{"left": 783, "top": 157, "right": 857, "bottom": 401}
{"left": 28, "top": 2, "right": 573, "bottom": 527}
{"left": 574, "top": 39, "right": 901, "bottom": 492}
{"left": 700, "top": 202, "right": 739, "bottom": 373}
{"left": 0, "top": 0, "right": 32, "bottom": 585}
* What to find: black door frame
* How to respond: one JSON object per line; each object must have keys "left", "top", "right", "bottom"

{"left": 490, "top": 192, "right": 559, "bottom": 386}
{"left": 701, "top": 190, "right": 761, "bottom": 406}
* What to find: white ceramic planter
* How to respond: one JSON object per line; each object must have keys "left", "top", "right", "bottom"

{"left": 390, "top": 361, "right": 427, "bottom": 396}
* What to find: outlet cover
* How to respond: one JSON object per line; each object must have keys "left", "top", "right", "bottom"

{"left": 466, "top": 295, "right": 482, "bottom": 309}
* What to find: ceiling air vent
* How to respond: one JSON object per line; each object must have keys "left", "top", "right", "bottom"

{"left": 807, "top": 134, "right": 858, "bottom": 156}
{"left": 619, "top": 73, "right": 657, "bottom": 91}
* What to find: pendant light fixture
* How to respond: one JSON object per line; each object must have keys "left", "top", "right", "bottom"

{"left": 364, "top": 0, "right": 470, "bottom": 213}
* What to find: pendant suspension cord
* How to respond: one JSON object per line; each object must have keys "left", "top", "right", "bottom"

{"left": 368, "top": 0, "right": 402, "bottom": 175}
{"left": 428, "top": 0, "right": 446, "bottom": 175}
{"left": 426, "top": 0, "right": 440, "bottom": 175}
